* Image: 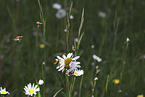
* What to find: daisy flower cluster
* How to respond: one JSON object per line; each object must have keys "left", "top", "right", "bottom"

{"left": 55, "top": 53, "right": 84, "bottom": 76}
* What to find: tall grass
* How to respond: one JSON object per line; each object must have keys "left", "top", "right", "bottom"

{"left": 0, "top": 0, "right": 145, "bottom": 97}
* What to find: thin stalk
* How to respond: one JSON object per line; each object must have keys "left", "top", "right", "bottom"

{"left": 38, "top": 0, "right": 46, "bottom": 97}
{"left": 69, "top": 77, "right": 76, "bottom": 97}
{"left": 66, "top": 2, "right": 73, "bottom": 51}
{"left": 105, "top": 75, "right": 109, "bottom": 95}
{"left": 120, "top": 39, "right": 129, "bottom": 80}
{"left": 113, "top": 13, "right": 120, "bottom": 57}
{"left": 101, "top": 75, "right": 109, "bottom": 97}
{"left": 66, "top": 76, "right": 70, "bottom": 97}
{"left": 109, "top": 14, "right": 120, "bottom": 80}
{"left": 78, "top": 8, "right": 84, "bottom": 38}
{"left": 76, "top": 9, "right": 84, "bottom": 52}
{"left": 79, "top": 75, "right": 83, "bottom": 97}
{"left": 53, "top": 88, "right": 63, "bottom": 97}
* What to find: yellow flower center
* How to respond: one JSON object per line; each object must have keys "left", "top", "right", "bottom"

{"left": 95, "top": 57, "right": 98, "bottom": 60}
{"left": 2, "top": 91, "right": 6, "bottom": 94}
{"left": 65, "top": 58, "right": 72, "bottom": 65}
{"left": 29, "top": 90, "right": 34, "bottom": 94}
{"left": 74, "top": 72, "right": 78, "bottom": 75}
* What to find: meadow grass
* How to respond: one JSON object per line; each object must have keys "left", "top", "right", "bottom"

{"left": 0, "top": 0, "right": 145, "bottom": 97}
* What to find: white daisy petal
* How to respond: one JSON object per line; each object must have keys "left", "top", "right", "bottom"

{"left": 62, "top": 55, "right": 66, "bottom": 59}
{"left": 57, "top": 56, "right": 63, "bottom": 60}
{"left": 74, "top": 62, "right": 80, "bottom": 65}
{"left": 67, "top": 53, "right": 73, "bottom": 58}
{"left": 72, "top": 56, "right": 80, "bottom": 60}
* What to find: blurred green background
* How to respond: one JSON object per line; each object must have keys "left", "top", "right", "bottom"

{"left": 0, "top": 0, "right": 145, "bottom": 97}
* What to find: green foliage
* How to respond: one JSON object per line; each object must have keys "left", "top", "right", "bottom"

{"left": 0, "top": 0, "right": 145, "bottom": 97}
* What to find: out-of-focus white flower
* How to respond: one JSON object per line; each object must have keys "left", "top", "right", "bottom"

{"left": 64, "top": 29, "right": 67, "bottom": 32}
{"left": 93, "top": 54, "right": 102, "bottom": 62}
{"left": 98, "top": 11, "right": 106, "bottom": 18}
{"left": 91, "top": 45, "right": 95, "bottom": 48}
{"left": 118, "top": 90, "right": 122, "bottom": 93}
{"left": 56, "top": 9, "right": 66, "bottom": 19}
{"left": 52, "top": 3, "right": 61, "bottom": 10}
{"left": 143, "top": 55, "right": 145, "bottom": 59}
{"left": 38, "top": 79, "right": 44, "bottom": 85}
{"left": 96, "top": 66, "right": 99, "bottom": 69}
{"left": 42, "top": 62, "right": 45, "bottom": 65}
{"left": 126, "top": 37, "right": 130, "bottom": 42}
{"left": 94, "top": 77, "right": 98, "bottom": 80}
{"left": 74, "top": 38, "right": 78, "bottom": 43}
{"left": 91, "top": 62, "right": 95, "bottom": 66}
{"left": 74, "top": 70, "right": 84, "bottom": 76}
{"left": 70, "top": 15, "right": 74, "bottom": 19}
{"left": 0, "top": 87, "right": 10, "bottom": 95}
{"left": 24, "top": 83, "right": 40, "bottom": 96}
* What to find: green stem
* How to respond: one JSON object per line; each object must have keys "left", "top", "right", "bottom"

{"left": 69, "top": 77, "right": 76, "bottom": 97}
{"left": 120, "top": 41, "right": 129, "bottom": 80}
{"left": 37, "top": 0, "right": 46, "bottom": 97}
{"left": 79, "top": 75, "right": 83, "bottom": 97}
{"left": 66, "top": 75, "right": 69, "bottom": 97}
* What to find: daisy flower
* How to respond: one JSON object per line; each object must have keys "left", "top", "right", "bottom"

{"left": 56, "top": 9, "right": 66, "bottom": 19}
{"left": 24, "top": 83, "right": 40, "bottom": 96}
{"left": 0, "top": 87, "right": 10, "bottom": 95}
{"left": 113, "top": 79, "right": 120, "bottom": 85}
{"left": 55, "top": 53, "right": 81, "bottom": 75}
{"left": 93, "top": 54, "right": 102, "bottom": 62}
{"left": 52, "top": 3, "right": 61, "bottom": 10}
{"left": 74, "top": 70, "right": 84, "bottom": 76}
